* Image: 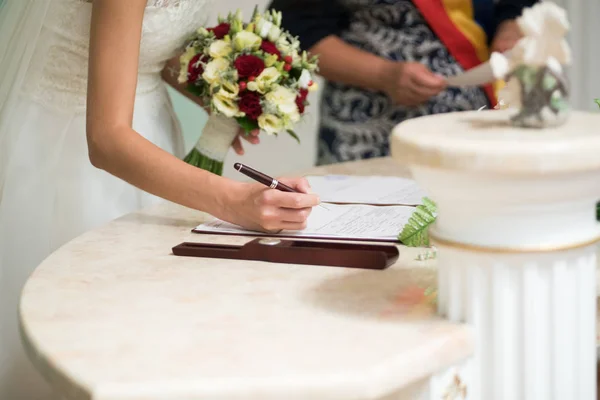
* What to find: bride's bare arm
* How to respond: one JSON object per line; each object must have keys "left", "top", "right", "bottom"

{"left": 86, "top": 0, "right": 318, "bottom": 231}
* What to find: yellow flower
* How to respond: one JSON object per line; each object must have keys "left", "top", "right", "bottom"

{"left": 264, "top": 54, "right": 279, "bottom": 68}
{"left": 209, "top": 40, "right": 232, "bottom": 59}
{"left": 212, "top": 92, "right": 241, "bottom": 118}
{"left": 202, "top": 58, "right": 229, "bottom": 84}
{"left": 258, "top": 113, "right": 283, "bottom": 135}
{"left": 177, "top": 46, "right": 197, "bottom": 83}
{"left": 265, "top": 84, "right": 297, "bottom": 115}
{"left": 233, "top": 31, "right": 262, "bottom": 52}
{"left": 211, "top": 80, "right": 239, "bottom": 100}
{"left": 247, "top": 67, "right": 280, "bottom": 94}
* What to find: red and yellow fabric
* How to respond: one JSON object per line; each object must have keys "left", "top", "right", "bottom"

{"left": 412, "top": 0, "right": 500, "bottom": 107}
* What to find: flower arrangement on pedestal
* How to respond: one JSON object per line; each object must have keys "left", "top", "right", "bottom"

{"left": 178, "top": 8, "right": 319, "bottom": 175}
{"left": 490, "top": 2, "right": 571, "bottom": 128}
{"left": 399, "top": 2, "right": 596, "bottom": 249}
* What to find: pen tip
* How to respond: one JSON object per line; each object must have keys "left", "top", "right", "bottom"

{"left": 234, "top": 163, "right": 241, "bottom": 171}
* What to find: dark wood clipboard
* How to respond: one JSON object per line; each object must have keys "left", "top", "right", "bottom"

{"left": 172, "top": 238, "right": 399, "bottom": 270}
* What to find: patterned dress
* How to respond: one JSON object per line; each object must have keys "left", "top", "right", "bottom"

{"left": 317, "top": 0, "right": 490, "bottom": 165}
{"left": 268, "top": 0, "right": 537, "bottom": 165}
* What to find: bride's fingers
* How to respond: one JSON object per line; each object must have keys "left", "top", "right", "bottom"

{"left": 242, "top": 134, "right": 260, "bottom": 145}
{"left": 232, "top": 137, "right": 244, "bottom": 155}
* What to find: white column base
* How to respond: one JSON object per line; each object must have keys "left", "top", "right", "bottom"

{"left": 435, "top": 243, "right": 597, "bottom": 400}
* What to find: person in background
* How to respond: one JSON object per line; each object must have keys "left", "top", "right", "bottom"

{"left": 267, "top": 0, "right": 538, "bottom": 165}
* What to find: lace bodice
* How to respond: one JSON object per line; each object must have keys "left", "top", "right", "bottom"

{"left": 22, "top": 0, "right": 212, "bottom": 113}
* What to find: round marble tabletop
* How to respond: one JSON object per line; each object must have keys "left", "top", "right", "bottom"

{"left": 17, "top": 158, "right": 594, "bottom": 400}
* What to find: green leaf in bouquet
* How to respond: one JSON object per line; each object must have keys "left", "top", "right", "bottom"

{"left": 289, "top": 68, "right": 302, "bottom": 80}
{"left": 398, "top": 197, "right": 437, "bottom": 247}
{"left": 251, "top": 5, "right": 260, "bottom": 23}
{"left": 211, "top": 85, "right": 221, "bottom": 95}
{"left": 595, "top": 98, "right": 600, "bottom": 108}
{"left": 236, "top": 116, "right": 260, "bottom": 134}
{"left": 596, "top": 201, "right": 600, "bottom": 221}
{"left": 187, "top": 84, "right": 204, "bottom": 98}
{"left": 286, "top": 129, "right": 300, "bottom": 143}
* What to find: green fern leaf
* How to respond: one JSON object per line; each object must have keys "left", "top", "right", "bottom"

{"left": 398, "top": 197, "right": 437, "bottom": 247}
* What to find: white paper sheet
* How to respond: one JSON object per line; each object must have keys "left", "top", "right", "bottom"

{"left": 193, "top": 203, "right": 415, "bottom": 242}
{"left": 306, "top": 175, "right": 427, "bottom": 206}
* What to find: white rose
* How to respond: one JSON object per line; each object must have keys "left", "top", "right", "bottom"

{"left": 298, "top": 69, "right": 312, "bottom": 89}
{"left": 202, "top": 58, "right": 229, "bottom": 84}
{"left": 287, "top": 109, "right": 301, "bottom": 123}
{"left": 255, "top": 18, "right": 274, "bottom": 39}
{"left": 247, "top": 67, "right": 280, "bottom": 94}
{"left": 265, "top": 84, "right": 297, "bottom": 115}
{"left": 267, "top": 25, "right": 282, "bottom": 42}
{"left": 212, "top": 93, "right": 241, "bottom": 118}
{"left": 258, "top": 113, "right": 283, "bottom": 135}
{"left": 209, "top": 40, "right": 232, "bottom": 58}
{"left": 233, "top": 31, "right": 262, "bottom": 51}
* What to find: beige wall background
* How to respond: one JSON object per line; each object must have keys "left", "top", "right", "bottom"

{"left": 168, "top": 0, "right": 600, "bottom": 180}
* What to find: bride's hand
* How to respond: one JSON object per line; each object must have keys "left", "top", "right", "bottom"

{"left": 223, "top": 177, "right": 320, "bottom": 232}
{"left": 232, "top": 128, "right": 260, "bottom": 155}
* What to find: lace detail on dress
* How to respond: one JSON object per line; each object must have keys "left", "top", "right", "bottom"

{"left": 21, "top": 0, "right": 212, "bottom": 114}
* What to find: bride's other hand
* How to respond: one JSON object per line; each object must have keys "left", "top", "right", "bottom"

{"left": 222, "top": 177, "right": 320, "bottom": 232}
{"left": 232, "top": 128, "right": 260, "bottom": 155}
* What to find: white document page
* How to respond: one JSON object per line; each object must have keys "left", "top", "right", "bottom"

{"left": 193, "top": 203, "right": 415, "bottom": 242}
{"left": 306, "top": 175, "right": 427, "bottom": 206}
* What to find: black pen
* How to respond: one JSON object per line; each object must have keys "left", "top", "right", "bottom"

{"left": 233, "top": 163, "right": 329, "bottom": 210}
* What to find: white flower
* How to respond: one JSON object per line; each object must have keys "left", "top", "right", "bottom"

{"left": 267, "top": 25, "right": 282, "bottom": 42}
{"left": 287, "top": 109, "right": 301, "bottom": 123}
{"left": 247, "top": 67, "right": 280, "bottom": 94}
{"left": 255, "top": 18, "right": 274, "bottom": 39}
{"left": 258, "top": 113, "right": 283, "bottom": 135}
{"left": 212, "top": 92, "right": 241, "bottom": 118}
{"left": 209, "top": 40, "right": 232, "bottom": 59}
{"left": 233, "top": 31, "right": 262, "bottom": 51}
{"left": 275, "top": 36, "right": 292, "bottom": 53}
{"left": 298, "top": 69, "right": 312, "bottom": 89}
{"left": 489, "top": 52, "right": 510, "bottom": 80}
{"left": 512, "top": 2, "right": 571, "bottom": 66}
{"left": 202, "top": 58, "right": 229, "bottom": 84}
{"left": 265, "top": 84, "right": 298, "bottom": 116}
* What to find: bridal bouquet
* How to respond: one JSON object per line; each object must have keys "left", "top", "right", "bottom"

{"left": 178, "top": 8, "right": 319, "bottom": 175}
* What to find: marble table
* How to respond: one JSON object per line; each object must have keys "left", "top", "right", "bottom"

{"left": 18, "top": 158, "right": 598, "bottom": 400}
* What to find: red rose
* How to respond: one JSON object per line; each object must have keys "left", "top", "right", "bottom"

{"left": 234, "top": 55, "right": 265, "bottom": 79}
{"left": 187, "top": 53, "right": 207, "bottom": 82}
{"left": 296, "top": 88, "right": 309, "bottom": 114}
{"left": 260, "top": 40, "right": 281, "bottom": 59}
{"left": 207, "top": 23, "right": 230, "bottom": 39}
{"left": 238, "top": 92, "right": 263, "bottom": 121}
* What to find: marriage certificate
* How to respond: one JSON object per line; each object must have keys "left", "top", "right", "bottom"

{"left": 193, "top": 203, "right": 415, "bottom": 242}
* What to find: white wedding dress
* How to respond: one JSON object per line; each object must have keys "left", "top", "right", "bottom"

{"left": 0, "top": 0, "right": 212, "bottom": 398}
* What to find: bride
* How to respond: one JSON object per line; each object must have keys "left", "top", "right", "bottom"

{"left": 0, "top": 0, "right": 319, "bottom": 398}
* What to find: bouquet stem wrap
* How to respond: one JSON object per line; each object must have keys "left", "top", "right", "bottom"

{"left": 183, "top": 114, "right": 238, "bottom": 175}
